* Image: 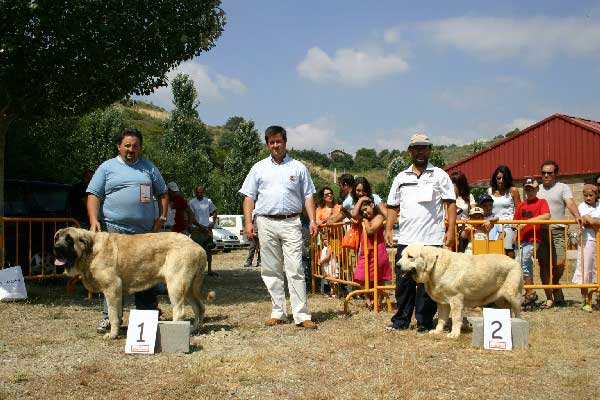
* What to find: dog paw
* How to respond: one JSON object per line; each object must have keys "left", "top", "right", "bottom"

{"left": 446, "top": 332, "right": 460, "bottom": 339}
{"left": 429, "top": 329, "right": 442, "bottom": 335}
{"left": 103, "top": 333, "right": 119, "bottom": 340}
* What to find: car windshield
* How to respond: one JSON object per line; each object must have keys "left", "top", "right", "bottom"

{"left": 218, "top": 216, "right": 236, "bottom": 228}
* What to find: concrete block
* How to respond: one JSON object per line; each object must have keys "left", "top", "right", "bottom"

{"left": 468, "top": 317, "right": 529, "bottom": 350}
{"left": 155, "top": 321, "right": 190, "bottom": 353}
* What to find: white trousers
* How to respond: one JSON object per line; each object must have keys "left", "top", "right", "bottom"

{"left": 256, "top": 215, "right": 311, "bottom": 324}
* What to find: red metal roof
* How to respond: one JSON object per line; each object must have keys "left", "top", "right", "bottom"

{"left": 445, "top": 114, "right": 600, "bottom": 184}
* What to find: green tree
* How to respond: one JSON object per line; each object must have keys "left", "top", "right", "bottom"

{"left": 218, "top": 116, "right": 245, "bottom": 148}
{"left": 430, "top": 147, "right": 446, "bottom": 168}
{"left": 354, "top": 148, "right": 380, "bottom": 171}
{"left": 158, "top": 74, "right": 213, "bottom": 196}
{"left": 171, "top": 73, "right": 200, "bottom": 118}
{"left": 386, "top": 155, "right": 410, "bottom": 187}
{"left": 330, "top": 150, "right": 354, "bottom": 171}
{"left": 0, "top": 0, "right": 225, "bottom": 212}
{"left": 221, "top": 120, "right": 261, "bottom": 214}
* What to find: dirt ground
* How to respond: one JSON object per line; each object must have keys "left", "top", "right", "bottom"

{"left": 1, "top": 249, "right": 600, "bottom": 400}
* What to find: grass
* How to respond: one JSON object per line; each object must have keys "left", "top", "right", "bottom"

{"left": 1, "top": 250, "right": 600, "bottom": 399}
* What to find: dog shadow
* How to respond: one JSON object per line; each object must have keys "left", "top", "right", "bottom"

{"left": 311, "top": 310, "right": 349, "bottom": 323}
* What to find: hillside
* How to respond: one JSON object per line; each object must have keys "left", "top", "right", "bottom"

{"left": 118, "top": 101, "right": 505, "bottom": 192}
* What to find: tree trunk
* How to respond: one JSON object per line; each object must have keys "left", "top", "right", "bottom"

{"left": 0, "top": 115, "right": 13, "bottom": 217}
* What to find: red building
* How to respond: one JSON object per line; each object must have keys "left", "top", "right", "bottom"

{"left": 445, "top": 114, "right": 600, "bottom": 186}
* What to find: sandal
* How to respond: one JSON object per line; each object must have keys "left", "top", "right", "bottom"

{"left": 521, "top": 292, "right": 538, "bottom": 306}
{"left": 540, "top": 299, "right": 554, "bottom": 309}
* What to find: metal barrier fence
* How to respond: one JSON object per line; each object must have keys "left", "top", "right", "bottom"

{"left": 312, "top": 219, "right": 600, "bottom": 312}
{"left": 0, "top": 217, "right": 80, "bottom": 280}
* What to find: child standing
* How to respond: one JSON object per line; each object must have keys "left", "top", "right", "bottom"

{"left": 354, "top": 196, "right": 392, "bottom": 309}
{"left": 572, "top": 183, "right": 599, "bottom": 312}
{"left": 317, "top": 235, "right": 339, "bottom": 298}
{"left": 514, "top": 178, "right": 550, "bottom": 309}
{"left": 460, "top": 205, "right": 503, "bottom": 254}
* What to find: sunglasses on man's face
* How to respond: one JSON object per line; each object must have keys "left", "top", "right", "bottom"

{"left": 541, "top": 171, "right": 554, "bottom": 176}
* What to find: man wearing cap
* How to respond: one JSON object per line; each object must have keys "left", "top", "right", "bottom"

{"left": 86, "top": 127, "right": 168, "bottom": 335}
{"left": 189, "top": 185, "right": 218, "bottom": 276}
{"left": 240, "top": 125, "right": 318, "bottom": 329}
{"left": 384, "top": 134, "right": 456, "bottom": 332}
{"left": 166, "top": 182, "right": 195, "bottom": 234}
{"left": 537, "top": 160, "right": 582, "bottom": 307}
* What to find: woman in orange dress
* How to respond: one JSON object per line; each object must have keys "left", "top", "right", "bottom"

{"left": 316, "top": 187, "right": 341, "bottom": 225}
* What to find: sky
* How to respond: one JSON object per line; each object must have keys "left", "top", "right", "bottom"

{"left": 138, "top": 1, "right": 600, "bottom": 155}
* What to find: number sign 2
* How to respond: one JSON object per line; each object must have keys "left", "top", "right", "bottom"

{"left": 483, "top": 308, "right": 512, "bottom": 351}
{"left": 125, "top": 310, "right": 159, "bottom": 354}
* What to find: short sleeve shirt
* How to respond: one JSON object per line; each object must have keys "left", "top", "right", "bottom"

{"left": 537, "top": 182, "right": 572, "bottom": 228}
{"left": 387, "top": 163, "right": 456, "bottom": 245}
{"left": 514, "top": 198, "right": 550, "bottom": 243}
{"left": 239, "top": 155, "right": 316, "bottom": 216}
{"left": 86, "top": 156, "right": 167, "bottom": 233}
{"left": 579, "top": 202, "right": 600, "bottom": 242}
{"left": 170, "top": 195, "right": 189, "bottom": 232}
{"left": 189, "top": 197, "right": 217, "bottom": 228}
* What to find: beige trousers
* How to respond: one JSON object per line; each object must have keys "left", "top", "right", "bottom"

{"left": 256, "top": 215, "right": 311, "bottom": 324}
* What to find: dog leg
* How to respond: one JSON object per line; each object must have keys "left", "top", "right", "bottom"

{"left": 447, "top": 297, "right": 464, "bottom": 339}
{"left": 431, "top": 303, "right": 449, "bottom": 335}
{"left": 104, "top": 286, "right": 122, "bottom": 340}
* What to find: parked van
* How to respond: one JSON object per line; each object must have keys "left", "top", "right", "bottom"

{"left": 217, "top": 215, "right": 249, "bottom": 246}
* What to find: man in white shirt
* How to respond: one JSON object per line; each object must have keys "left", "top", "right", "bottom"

{"left": 385, "top": 134, "right": 456, "bottom": 332}
{"left": 240, "top": 125, "right": 318, "bottom": 329}
{"left": 189, "top": 185, "right": 218, "bottom": 276}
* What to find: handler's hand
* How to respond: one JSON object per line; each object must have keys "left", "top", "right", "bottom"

{"left": 89, "top": 221, "right": 101, "bottom": 232}
{"left": 309, "top": 221, "right": 318, "bottom": 237}
{"left": 245, "top": 223, "right": 255, "bottom": 240}
{"left": 444, "top": 230, "right": 456, "bottom": 251}
{"left": 385, "top": 229, "right": 395, "bottom": 247}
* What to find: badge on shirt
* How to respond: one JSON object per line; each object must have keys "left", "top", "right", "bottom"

{"left": 289, "top": 176, "right": 296, "bottom": 182}
{"left": 140, "top": 184, "right": 151, "bottom": 204}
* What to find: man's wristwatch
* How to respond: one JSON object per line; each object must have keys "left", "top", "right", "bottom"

{"left": 159, "top": 216, "right": 167, "bottom": 221}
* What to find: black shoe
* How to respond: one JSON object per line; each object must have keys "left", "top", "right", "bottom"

{"left": 243, "top": 263, "right": 251, "bottom": 268}
{"left": 417, "top": 325, "right": 432, "bottom": 333}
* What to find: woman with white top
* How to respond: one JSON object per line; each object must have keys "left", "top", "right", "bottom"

{"left": 488, "top": 165, "right": 521, "bottom": 258}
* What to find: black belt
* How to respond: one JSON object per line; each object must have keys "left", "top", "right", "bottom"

{"left": 262, "top": 213, "right": 300, "bottom": 220}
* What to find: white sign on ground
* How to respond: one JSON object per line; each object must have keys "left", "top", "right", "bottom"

{"left": 125, "top": 310, "right": 159, "bottom": 354}
{"left": 483, "top": 308, "right": 512, "bottom": 351}
{"left": 0, "top": 266, "right": 28, "bottom": 301}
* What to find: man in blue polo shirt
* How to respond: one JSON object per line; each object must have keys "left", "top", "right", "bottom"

{"left": 87, "top": 128, "right": 169, "bottom": 335}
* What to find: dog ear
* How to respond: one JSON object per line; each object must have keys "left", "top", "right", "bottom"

{"left": 423, "top": 247, "right": 440, "bottom": 273}
{"left": 78, "top": 231, "right": 93, "bottom": 253}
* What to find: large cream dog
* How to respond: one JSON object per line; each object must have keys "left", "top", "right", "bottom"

{"left": 53, "top": 227, "right": 207, "bottom": 339}
{"left": 397, "top": 244, "right": 523, "bottom": 339}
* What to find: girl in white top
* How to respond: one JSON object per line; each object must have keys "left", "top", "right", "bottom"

{"left": 450, "top": 171, "right": 475, "bottom": 220}
{"left": 317, "top": 235, "right": 339, "bottom": 298}
{"left": 488, "top": 165, "right": 521, "bottom": 258}
{"left": 572, "top": 184, "right": 599, "bottom": 312}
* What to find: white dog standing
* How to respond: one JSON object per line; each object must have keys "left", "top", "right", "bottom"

{"left": 397, "top": 244, "right": 523, "bottom": 338}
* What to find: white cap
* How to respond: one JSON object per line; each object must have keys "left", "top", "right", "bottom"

{"left": 167, "top": 182, "right": 180, "bottom": 192}
{"left": 469, "top": 206, "right": 484, "bottom": 216}
{"left": 409, "top": 133, "right": 432, "bottom": 147}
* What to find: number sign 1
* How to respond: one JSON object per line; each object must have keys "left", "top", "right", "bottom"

{"left": 125, "top": 310, "right": 159, "bottom": 354}
{"left": 483, "top": 308, "right": 512, "bottom": 351}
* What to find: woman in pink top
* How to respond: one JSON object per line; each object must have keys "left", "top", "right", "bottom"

{"left": 353, "top": 197, "right": 392, "bottom": 310}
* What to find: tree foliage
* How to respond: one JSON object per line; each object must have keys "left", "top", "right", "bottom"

{"left": 0, "top": 0, "right": 225, "bottom": 213}
{"left": 288, "top": 149, "right": 331, "bottom": 168}
{"left": 220, "top": 120, "right": 261, "bottom": 214}
{"left": 354, "top": 148, "right": 380, "bottom": 171}
{"left": 0, "top": 0, "right": 225, "bottom": 124}
{"left": 156, "top": 74, "right": 213, "bottom": 196}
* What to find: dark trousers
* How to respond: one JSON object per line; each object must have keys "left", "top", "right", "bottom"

{"left": 245, "top": 236, "right": 261, "bottom": 266}
{"left": 390, "top": 244, "right": 437, "bottom": 329}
